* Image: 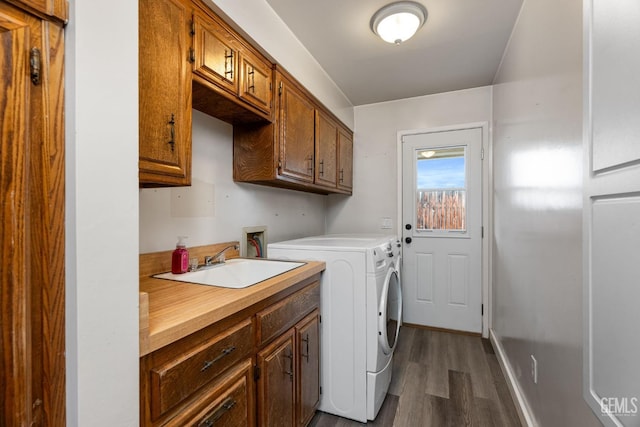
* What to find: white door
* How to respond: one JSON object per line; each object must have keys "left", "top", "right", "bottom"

{"left": 583, "top": 0, "right": 640, "bottom": 424}
{"left": 401, "top": 127, "right": 483, "bottom": 333}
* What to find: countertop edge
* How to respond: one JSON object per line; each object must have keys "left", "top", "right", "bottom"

{"left": 140, "top": 260, "right": 325, "bottom": 356}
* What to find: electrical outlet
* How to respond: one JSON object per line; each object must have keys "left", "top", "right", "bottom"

{"left": 530, "top": 355, "right": 538, "bottom": 384}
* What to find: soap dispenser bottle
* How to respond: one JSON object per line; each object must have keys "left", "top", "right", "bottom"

{"left": 171, "top": 236, "right": 189, "bottom": 274}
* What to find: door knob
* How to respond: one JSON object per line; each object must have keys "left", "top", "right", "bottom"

{"left": 405, "top": 224, "right": 412, "bottom": 230}
{"left": 405, "top": 237, "right": 412, "bottom": 244}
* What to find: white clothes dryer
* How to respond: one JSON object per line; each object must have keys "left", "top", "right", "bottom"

{"left": 268, "top": 234, "right": 402, "bottom": 422}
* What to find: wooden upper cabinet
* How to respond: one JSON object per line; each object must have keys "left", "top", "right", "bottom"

{"left": 9, "top": 0, "right": 68, "bottom": 21}
{"left": 277, "top": 73, "right": 315, "bottom": 183}
{"left": 139, "top": 0, "right": 192, "bottom": 186}
{"left": 192, "top": 11, "right": 239, "bottom": 96}
{"left": 338, "top": 126, "right": 353, "bottom": 192}
{"left": 233, "top": 67, "right": 353, "bottom": 195}
{"left": 315, "top": 110, "right": 338, "bottom": 189}
{"left": 239, "top": 49, "right": 273, "bottom": 117}
{"left": 191, "top": 0, "right": 273, "bottom": 123}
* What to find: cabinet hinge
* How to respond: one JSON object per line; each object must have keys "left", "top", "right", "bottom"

{"left": 254, "top": 365, "right": 260, "bottom": 381}
{"left": 190, "top": 17, "right": 195, "bottom": 36}
{"left": 319, "top": 315, "right": 322, "bottom": 323}
{"left": 320, "top": 386, "right": 322, "bottom": 395}
{"left": 278, "top": 81, "right": 283, "bottom": 96}
{"left": 188, "top": 48, "right": 195, "bottom": 64}
{"left": 277, "top": 158, "right": 282, "bottom": 171}
{"left": 481, "top": 304, "right": 484, "bottom": 316}
{"left": 30, "top": 48, "right": 41, "bottom": 86}
{"left": 481, "top": 148, "right": 485, "bottom": 160}
{"left": 481, "top": 226, "right": 484, "bottom": 238}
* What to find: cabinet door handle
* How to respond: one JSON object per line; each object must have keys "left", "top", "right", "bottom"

{"left": 224, "top": 49, "right": 234, "bottom": 80}
{"left": 248, "top": 66, "right": 255, "bottom": 93}
{"left": 168, "top": 113, "right": 176, "bottom": 152}
{"left": 198, "top": 397, "right": 236, "bottom": 427}
{"left": 319, "top": 160, "right": 324, "bottom": 177}
{"left": 30, "top": 47, "right": 41, "bottom": 85}
{"left": 339, "top": 168, "right": 344, "bottom": 183}
{"left": 301, "top": 333, "right": 310, "bottom": 362}
{"left": 283, "top": 350, "right": 294, "bottom": 381}
{"left": 200, "top": 346, "right": 236, "bottom": 372}
{"left": 307, "top": 156, "right": 313, "bottom": 174}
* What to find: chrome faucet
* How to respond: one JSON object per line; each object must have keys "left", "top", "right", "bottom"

{"left": 204, "top": 244, "right": 240, "bottom": 266}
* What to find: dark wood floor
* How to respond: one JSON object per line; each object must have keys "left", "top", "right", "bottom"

{"left": 309, "top": 326, "right": 521, "bottom": 427}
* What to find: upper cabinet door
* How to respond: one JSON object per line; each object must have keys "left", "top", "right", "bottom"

{"left": 193, "top": 12, "right": 239, "bottom": 96}
{"left": 337, "top": 127, "right": 353, "bottom": 192}
{"left": 314, "top": 110, "right": 338, "bottom": 189}
{"left": 12, "top": 0, "right": 67, "bottom": 21}
{"left": 139, "top": 0, "right": 192, "bottom": 186}
{"left": 239, "top": 50, "right": 273, "bottom": 118}
{"left": 277, "top": 75, "right": 315, "bottom": 183}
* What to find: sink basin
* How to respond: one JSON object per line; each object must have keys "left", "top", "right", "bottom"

{"left": 153, "top": 258, "right": 305, "bottom": 289}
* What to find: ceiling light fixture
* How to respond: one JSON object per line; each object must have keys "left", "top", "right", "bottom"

{"left": 370, "top": 1, "right": 428, "bottom": 45}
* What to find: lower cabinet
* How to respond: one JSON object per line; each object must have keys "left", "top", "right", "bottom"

{"left": 140, "top": 279, "right": 320, "bottom": 426}
{"left": 257, "top": 310, "right": 320, "bottom": 427}
{"left": 296, "top": 312, "right": 320, "bottom": 427}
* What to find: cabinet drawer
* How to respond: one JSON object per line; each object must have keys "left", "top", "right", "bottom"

{"left": 165, "top": 358, "right": 255, "bottom": 427}
{"left": 150, "top": 318, "right": 254, "bottom": 419}
{"left": 257, "top": 282, "right": 319, "bottom": 347}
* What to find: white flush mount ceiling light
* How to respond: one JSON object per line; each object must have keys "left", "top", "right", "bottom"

{"left": 370, "top": 1, "right": 428, "bottom": 45}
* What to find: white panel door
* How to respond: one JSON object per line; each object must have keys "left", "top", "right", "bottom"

{"left": 584, "top": 0, "right": 640, "bottom": 424}
{"left": 401, "top": 128, "right": 483, "bottom": 333}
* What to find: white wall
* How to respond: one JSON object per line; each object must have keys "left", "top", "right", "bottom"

{"left": 65, "top": 0, "right": 140, "bottom": 425}
{"left": 139, "top": 111, "right": 327, "bottom": 253}
{"left": 491, "top": 0, "right": 601, "bottom": 425}
{"left": 326, "top": 87, "right": 492, "bottom": 234}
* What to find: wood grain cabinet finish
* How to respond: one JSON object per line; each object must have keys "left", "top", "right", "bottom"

{"left": 192, "top": 10, "right": 239, "bottom": 97}
{"left": 258, "top": 331, "right": 296, "bottom": 427}
{"left": 139, "top": 0, "right": 192, "bottom": 186}
{"left": 296, "top": 311, "right": 320, "bottom": 427}
{"left": 315, "top": 110, "right": 339, "bottom": 189}
{"left": 164, "top": 359, "right": 255, "bottom": 427}
{"left": 337, "top": 126, "right": 353, "bottom": 192}
{"left": 7, "top": 0, "right": 67, "bottom": 21}
{"left": 1, "top": 2, "right": 66, "bottom": 425}
{"left": 234, "top": 67, "right": 354, "bottom": 195}
{"left": 191, "top": 0, "right": 273, "bottom": 123}
{"left": 257, "top": 312, "right": 320, "bottom": 427}
{"left": 140, "top": 278, "right": 320, "bottom": 426}
{"left": 149, "top": 318, "right": 254, "bottom": 419}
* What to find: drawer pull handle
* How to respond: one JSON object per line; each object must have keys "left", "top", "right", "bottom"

{"left": 198, "top": 397, "right": 236, "bottom": 427}
{"left": 301, "top": 334, "right": 310, "bottom": 362}
{"left": 200, "top": 346, "right": 236, "bottom": 372}
{"left": 283, "top": 350, "right": 294, "bottom": 381}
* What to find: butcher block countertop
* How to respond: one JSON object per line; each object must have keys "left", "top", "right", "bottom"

{"left": 139, "top": 241, "right": 325, "bottom": 356}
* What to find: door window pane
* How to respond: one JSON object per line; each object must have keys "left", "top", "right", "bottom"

{"left": 416, "top": 146, "right": 466, "bottom": 231}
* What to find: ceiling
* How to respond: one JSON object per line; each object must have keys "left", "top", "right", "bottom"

{"left": 265, "top": 0, "right": 523, "bottom": 106}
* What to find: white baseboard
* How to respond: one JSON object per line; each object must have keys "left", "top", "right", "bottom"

{"left": 489, "top": 329, "right": 537, "bottom": 427}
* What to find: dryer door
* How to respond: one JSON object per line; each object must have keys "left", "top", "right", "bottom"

{"left": 378, "top": 266, "right": 403, "bottom": 355}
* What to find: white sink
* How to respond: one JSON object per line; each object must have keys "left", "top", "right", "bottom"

{"left": 153, "top": 258, "right": 305, "bottom": 289}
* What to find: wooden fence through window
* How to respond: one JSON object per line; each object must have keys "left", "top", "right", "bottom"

{"left": 416, "top": 190, "right": 466, "bottom": 230}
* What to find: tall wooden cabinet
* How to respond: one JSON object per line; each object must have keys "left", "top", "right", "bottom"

{"left": 1, "top": 1, "right": 67, "bottom": 425}
{"left": 139, "top": 0, "right": 192, "bottom": 186}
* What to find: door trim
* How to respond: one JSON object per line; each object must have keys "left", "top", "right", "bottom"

{"left": 396, "top": 122, "right": 492, "bottom": 338}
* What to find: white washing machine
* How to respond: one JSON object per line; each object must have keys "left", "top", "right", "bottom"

{"left": 268, "top": 234, "right": 402, "bottom": 422}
